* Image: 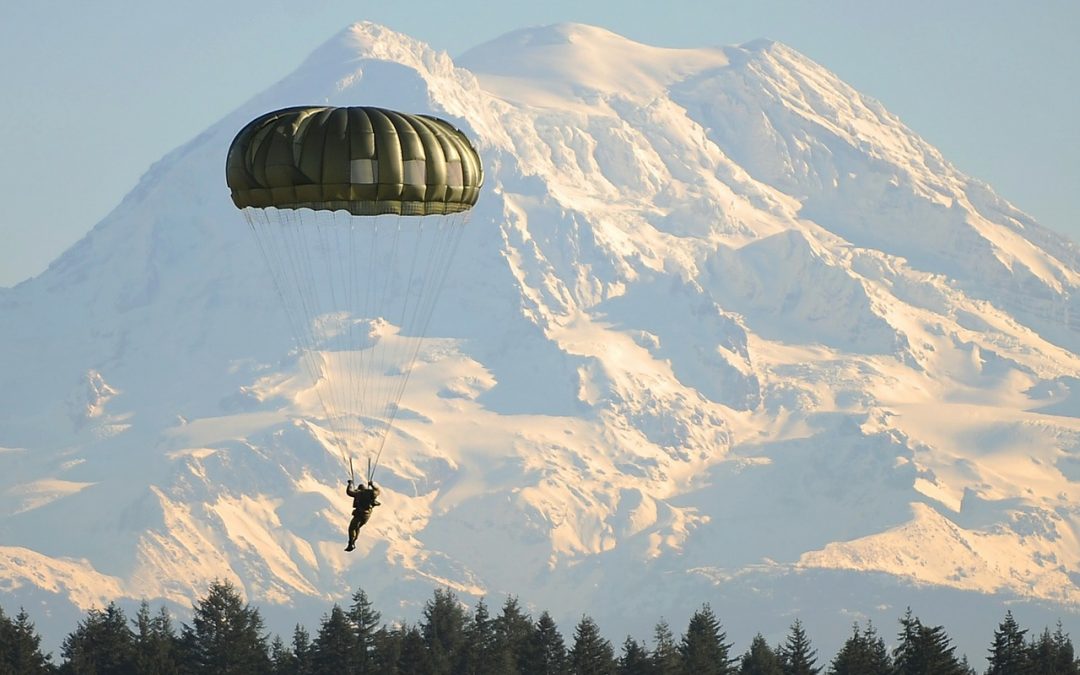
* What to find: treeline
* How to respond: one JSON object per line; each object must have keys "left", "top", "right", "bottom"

{"left": 1, "top": 580, "right": 1077, "bottom": 674}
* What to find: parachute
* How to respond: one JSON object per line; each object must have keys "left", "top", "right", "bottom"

{"left": 226, "top": 106, "right": 483, "bottom": 482}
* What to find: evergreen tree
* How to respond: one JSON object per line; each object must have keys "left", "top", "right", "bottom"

{"left": 312, "top": 604, "right": 359, "bottom": 675}
{"left": 1052, "top": 622, "right": 1079, "bottom": 675}
{"left": 370, "top": 625, "right": 404, "bottom": 675}
{"left": 269, "top": 635, "right": 295, "bottom": 675}
{"left": 60, "top": 602, "right": 137, "bottom": 674}
{"left": 891, "top": 609, "right": 965, "bottom": 675}
{"left": 178, "top": 579, "right": 270, "bottom": 674}
{"left": 0, "top": 605, "right": 53, "bottom": 674}
{"left": 493, "top": 596, "right": 535, "bottom": 674}
{"left": 828, "top": 622, "right": 890, "bottom": 675}
{"left": 523, "top": 610, "right": 568, "bottom": 675}
{"left": 397, "top": 624, "right": 433, "bottom": 674}
{"left": 739, "top": 634, "right": 783, "bottom": 675}
{"left": 958, "top": 654, "right": 977, "bottom": 675}
{"left": 291, "top": 624, "right": 313, "bottom": 675}
{"left": 1029, "top": 627, "right": 1057, "bottom": 675}
{"left": 420, "top": 588, "right": 468, "bottom": 674}
{"left": 348, "top": 588, "right": 380, "bottom": 673}
{"left": 986, "top": 610, "right": 1030, "bottom": 675}
{"left": 569, "top": 615, "right": 616, "bottom": 675}
{"left": 132, "top": 602, "right": 178, "bottom": 675}
{"left": 1027, "top": 623, "right": 1079, "bottom": 675}
{"left": 461, "top": 598, "right": 499, "bottom": 675}
{"left": 778, "top": 619, "right": 818, "bottom": 675}
{"left": 618, "top": 636, "right": 652, "bottom": 675}
{"left": 650, "top": 619, "right": 681, "bottom": 675}
{"left": 679, "top": 604, "right": 734, "bottom": 675}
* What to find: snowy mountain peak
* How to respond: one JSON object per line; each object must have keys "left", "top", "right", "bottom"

{"left": 3, "top": 21, "right": 1080, "bottom": 655}
{"left": 459, "top": 22, "right": 730, "bottom": 105}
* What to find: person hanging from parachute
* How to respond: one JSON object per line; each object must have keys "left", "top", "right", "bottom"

{"left": 225, "top": 106, "right": 482, "bottom": 547}
{"left": 344, "top": 476, "right": 380, "bottom": 552}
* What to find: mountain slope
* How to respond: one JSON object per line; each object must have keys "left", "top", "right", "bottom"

{"left": 2, "top": 21, "right": 1078, "bottom": 655}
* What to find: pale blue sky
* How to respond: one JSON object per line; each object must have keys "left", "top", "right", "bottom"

{"left": 2, "top": 0, "right": 1077, "bottom": 287}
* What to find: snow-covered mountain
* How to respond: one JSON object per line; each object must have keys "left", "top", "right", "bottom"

{"left": 2, "top": 21, "right": 1079, "bottom": 656}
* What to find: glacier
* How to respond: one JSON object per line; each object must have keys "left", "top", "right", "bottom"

{"left": 1, "top": 21, "right": 1078, "bottom": 657}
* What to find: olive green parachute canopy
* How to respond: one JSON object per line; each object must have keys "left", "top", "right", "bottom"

{"left": 226, "top": 106, "right": 483, "bottom": 216}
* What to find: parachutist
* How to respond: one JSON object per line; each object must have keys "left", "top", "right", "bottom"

{"left": 345, "top": 479, "right": 381, "bottom": 552}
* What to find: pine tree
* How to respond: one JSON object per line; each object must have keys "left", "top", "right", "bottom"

{"left": 778, "top": 619, "right": 818, "bottom": 675}
{"left": 650, "top": 619, "right": 681, "bottom": 675}
{"left": 397, "top": 624, "right": 433, "bottom": 674}
{"left": 493, "top": 595, "right": 536, "bottom": 674}
{"left": 179, "top": 579, "right": 270, "bottom": 674}
{"left": 618, "top": 636, "right": 652, "bottom": 675}
{"left": 739, "top": 634, "right": 783, "bottom": 675}
{"left": 291, "top": 624, "right": 313, "bottom": 675}
{"left": 461, "top": 598, "right": 499, "bottom": 675}
{"left": 891, "top": 608, "right": 965, "bottom": 675}
{"left": 1052, "top": 622, "right": 1079, "bottom": 675}
{"left": 371, "top": 625, "right": 404, "bottom": 675}
{"left": 569, "top": 615, "right": 616, "bottom": 675}
{"left": 828, "top": 622, "right": 890, "bottom": 675}
{"left": 679, "top": 604, "right": 734, "bottom": 675}
{"left": 986, "top": 610, "right": 1030, "bottom": 675}
{"left": 132, "top": 601, "right": 178, "bottom": 675}
{"left": 348, "top": 588, "right": 380, "bottom": 673}
{"left": 269, "top": 635, "right": 295, "bottom": 675}
{"left": 958, "top": 654, "right": 977, "bottom": 675}
{"left": 0, "top": 605, "right": 53, "bottom": 674}
{"left": 523, "top": 610, "right": 568, "bottom": 675}
{"left": 312, "top": 604, "right": 359, "bottom": 675}
{"left": 1028, "top": 622, "right": 1080, "bottom": 675}
{"left": 420, "top": 587, "right": 468, "bottom": 674}
{"left": 61, "top": 601, "right": 137, "bottom": 674}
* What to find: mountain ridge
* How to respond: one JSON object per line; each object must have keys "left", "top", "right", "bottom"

{"left": 1, "top": 20, "right": 1078, "bottom": 656}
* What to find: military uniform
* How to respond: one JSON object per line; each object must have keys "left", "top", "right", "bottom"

{"left": 345, "top": 481, "right": 380, "bottom": 552}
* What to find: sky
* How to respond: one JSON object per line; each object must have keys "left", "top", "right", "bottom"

{"left": 1, "top": 0, "right": 1077, "bottom": 287}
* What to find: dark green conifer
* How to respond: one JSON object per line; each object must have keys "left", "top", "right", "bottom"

{"left": 312, "top": 604, "right": 359, "bottom": 674}
{"left": 778, "top": 619, "right": 818, "bottom": 675}
{"left": 269, "top": 635, "right": 295, "bottom": 675}
{"left": 61, "top": 602, "right": 137, "bottom": 674}
{"left": 524, "top": 610, "right": 568, "bottom": 675}
{"left": 132, "top": 601, "right": 178, "bottom": 675}
{"left": 739, "top": 633, "right": 783, "bottom": 675}
{"left": 291, "top": 624, "right": 313, "bottom": 675}
{"left": 178, "top": 579, "right": 270, "bottom": 674}
{"left": 348, "top": 588, "right": 380, "bottom": 672}
{"left": 828, "top": 622, "right": 890, "bottom": 675}
{"left": 420, "top": 588, "right": 468, "bottom": 674}
{"left": 650, "top": 619, "right": 681, "bottom": 675}
{"left": 493, "top": 596, "right": 535, "bottom": 674}
{"left": 617, "top": 636, "right": 652, "bottom": 675}
{"left": 569, "top": 615, "right": 616, "bottom": 675}
{"left": 986, "top": 610, "right": 1030, "bottom": 675}
{"left": 371, "top": 625, "right": 404, "bottom": 675}
{"left": 678, "top": 604, "right": 734, "bottom": 675}
{"left": 397, "top": 624, "right": 433, "bottom": 674}
{"left": 0, "top": 605, "right": 53, "bottom": 674}
{"left": 460, "top": 598, "right": 498, "bottom": 675}
{"left": 891, "top": 608, "right": 965, "bottom": 675}
{"left": 1026, "top": 622, "right": 1079, "bottom": 675}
